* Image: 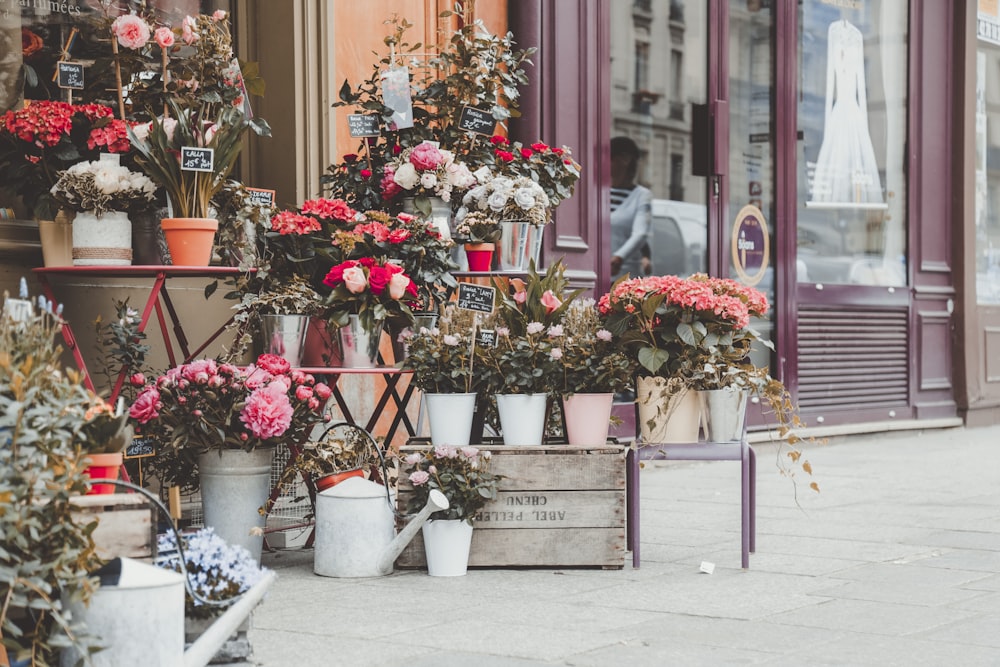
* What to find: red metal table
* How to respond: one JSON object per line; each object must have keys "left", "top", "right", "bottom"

{"left": 32, "top": 265, "right": 247, "bottom": 402}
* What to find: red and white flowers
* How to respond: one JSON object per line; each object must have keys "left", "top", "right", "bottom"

{"left": 381, "top": 141, "right": 477, "bottom": 203}
{"left": 321, "top": 257, "right": 419, "bottom": 335}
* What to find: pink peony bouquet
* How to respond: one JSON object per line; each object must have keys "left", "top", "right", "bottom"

{"left": 128, "top": 353, "right": 331, "bottom": 458}
{"left": 380, "top": 141, "right": 477, "bottom": 209}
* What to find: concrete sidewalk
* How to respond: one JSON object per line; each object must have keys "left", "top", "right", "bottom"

{"left": 251, "top": 424, "right": 1000, "bottom": 666}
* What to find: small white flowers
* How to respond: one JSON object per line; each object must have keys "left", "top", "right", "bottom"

{"left": 50, "top": 159, "right": 156, "bottom": 216}
{"left": 442, "top": 334, "right": 460, "bottom": 346}
{"left": 461, "top": 173, "right": 550, "bottom": 226}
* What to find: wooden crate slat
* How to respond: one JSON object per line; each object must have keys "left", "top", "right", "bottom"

{"left": 71, "top": 493, "right": 156, "bottom": 562}
{"left": 399, "top": 489, "right": 624, "bottom": 529}
{"left": 396, "top": 527, "right": 625, "bottom": 568}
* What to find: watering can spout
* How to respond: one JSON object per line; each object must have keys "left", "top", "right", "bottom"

{"left": 376, "top": 489, "right": 449, "bottom": 575}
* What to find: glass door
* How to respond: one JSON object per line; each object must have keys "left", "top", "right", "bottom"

{"left": 608, "top": 0, "right": 709, "bottom": 282}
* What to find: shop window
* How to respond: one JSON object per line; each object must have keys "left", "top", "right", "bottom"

{"left": 974, "top": 24, "right": 1000, "bottom": 304}
{"left": 795, "top": 2, "right": 908, "bottom": 287}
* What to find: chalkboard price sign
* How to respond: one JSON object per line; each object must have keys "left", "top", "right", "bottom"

{"left": 124, "top": 437, "right": 156, "bottom": 460}
{"left": 457, "top": 283, "right": 495, "bottom": 313}
{"left": 458, "top": 106, "right": 497, "bottom": 135}
{"left": 347, "top": 114, "right": 381, "bottom": 138}
{"left": 180, "top": 147, "right": 215, "bottom": 173}
{"left": 57, "top": 62, "right": 85, "bottom": 90}
{"left": 245, "top": 187, "right": 276, "bottom": 208}
{"left": 476, "top": 328, "right": 496, "bottom": 348}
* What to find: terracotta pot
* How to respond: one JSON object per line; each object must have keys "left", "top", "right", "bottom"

{"left": 160, "top": 217, "right": 218, "bottom": 266}
{"left": 83, "top": 451, "right": 124, "bottom": 495}
{"left": 464, "top": 242, "right": 495, "bottom": 271}
{"left": 315, "top": 468, "right": 365, "bottom": 493}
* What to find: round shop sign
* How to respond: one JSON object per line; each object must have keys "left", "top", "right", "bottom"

{"left": 730, "top": 205, "right": 770, "bottom": 286}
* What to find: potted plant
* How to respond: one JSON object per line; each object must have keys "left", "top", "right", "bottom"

{"left": 381, "top": 141, "right": 477, "bottom": 227}
{"left": 1, "top": 280, "right": 105, "bottom": 664}
{"left": 401, "top": 305, "right": 483, "bottom": 447}
{"left": 49, "top": 156, "right": 158, "bottom": 266}
{"left": 402, "top": 444, "right": 503, "bottom": 576}
{"left": 123, "top": 10, "right": 272, "bottom": 265}
{"left": 553, "top": 299, "right": 635, "bottom": 446}
{"left": 454, "top": 210, "right": 501, "bottom": 271}
{"left": 319, "top": 258, "right": 419, "bottom": 367}
{"left": 128, "top": 353, "right": 331, "bottom": 560}
{"left": 156, "top": 526, "right": 269, "bottom": 663}
{"left": 460, "top": 171, "right": 548, "bottom": 271}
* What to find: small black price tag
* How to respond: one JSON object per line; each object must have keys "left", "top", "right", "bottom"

{"left": 180, "top": 147, "right": 215, "bottom": 172}
{"left": 347, "top": 114, "right": 381, "bottom": 137}
{"left": 245, "top": 187, "right": 275, "bottom": 208}
{"left": 57, "top": 62, "right": 85, "bottom": 90}
{"left": 124, "top": 437, "right": 156, "bottom": 460}
{"left": 476, "top": 328, "right": 496, "bottom": 348}
{"left": 458, "top": 106, "right": 497, "bottom": 135}
{"left": 457, "top": 283, "right": 496, "bottom": 313}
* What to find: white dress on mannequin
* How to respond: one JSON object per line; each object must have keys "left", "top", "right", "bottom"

{"left": 810, "top": 20, "right": 884, "bottom": 205}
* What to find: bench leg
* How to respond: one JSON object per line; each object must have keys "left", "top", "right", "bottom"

{"left": 626, "top": 448, "right": 641, "bottom": 568}
{"left": 749, "top": 446, "right": 756, "bottom": 554}
{"left": 741, "top": 442, "right": 751, "bottom": 569}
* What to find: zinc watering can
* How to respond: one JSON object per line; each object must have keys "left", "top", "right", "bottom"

{"left": 314, "top": 476, "right": 448, "bottom": 577}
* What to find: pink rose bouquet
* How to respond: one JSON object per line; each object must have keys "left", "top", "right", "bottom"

{"left": 321, "top": 257, "right": 419, "bottom": 335}
{"left": 402, "top": 445, "right": 503, "bottom": 523}
{"left": 599, "top": 273, "right": 771, "bottom": 384}
{"left": 128, "top": 353, "right": 331, "bottom": 461}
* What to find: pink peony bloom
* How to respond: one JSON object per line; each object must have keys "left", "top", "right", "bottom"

{"left": 129, "top": 387, "right": 160, "bottom": 423}
{"left": 112, "top": 14, "right": 151, "bottom": 50}
{"left": 409, "top": 142, "right": 444, "bottom": 171}
{"left": 314, "top": 383, "right": 332, "bottom": 400}
{"left": 154, "top": 26, "right": 174, "bottom": 49}
{"left": 409, "top": 470, "right": 430, "bottom": 486}
{"left": 240, "top": 381, "right": 294, "bottom": 439}
{"left": 130, "top": 373, "right": 146, "bottom": 386}
{"left": 295, "top": 385, "right": 313, "bottom": 401}
{"left": 256, "top": 353, "right": 291, "bottom": 375}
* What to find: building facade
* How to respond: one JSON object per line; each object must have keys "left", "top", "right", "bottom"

{"left": 2, "top": 0, "right": 997, "bottom": 431}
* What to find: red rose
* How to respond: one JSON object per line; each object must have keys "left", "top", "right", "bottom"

{"left": 343, "top": 153, "right": 358, "bottom": 163}
{"left": 392, "top": 144, "right": 402, "bottom": 155}
{"left": 530, "top": 142, "right": 549, "bottom": 152}
{"left": 322, "top": 260, "right": 358, "bottom": 288}
{"left": 551, "top": 147, "right": 565, "bottom": 156}
{"left": 367, "top": 264, "right": 391, "bottom": 295}
{"left": 361, "top": 168, "right": 372, "bottom": 178}
{"left": 358, "top": 257, "right": 376, "bottom": 268}
{"left": 489, "top": 135, "right": 508, "bottom": 145}
{"left": 520, "top": 148, "right": 534, "bottom": 159}
{"left": 495, "top": 149, "right": 514, "bottom": 163}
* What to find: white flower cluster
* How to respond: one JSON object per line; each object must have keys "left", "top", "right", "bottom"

{"left": 156, "top": 527, "right": 268, "bottom": 614}
{"left": 50, "top": 158, "right": 157, "bottom": 216}
{"left": 459, "top": 169, "right": 550, "bottom": 225}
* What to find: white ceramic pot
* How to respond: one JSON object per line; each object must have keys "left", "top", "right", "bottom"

{"left": 636, "top": 376, "right": 700, "bottom": 443}
{"left": 562, "top": 392, "right": 615, "bottom": 446}
{"left": 495, "top": 392, "right": 548, "bottom": 446}
{"left": 425, "top": 392, "right": 477, "bottom": 447}
{"left": 72, "top": 210, "right": 132, "bottom": 266}
{"left": 422, "top": 519, "right": 474, "bottom": 577}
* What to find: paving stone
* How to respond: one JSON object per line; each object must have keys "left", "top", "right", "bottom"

{"left": 766, "top": 598, "right": 975, "bottom": 636}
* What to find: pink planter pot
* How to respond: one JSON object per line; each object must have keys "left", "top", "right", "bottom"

{"left": 562, "top": 393, "right": 614, "bottom": 446}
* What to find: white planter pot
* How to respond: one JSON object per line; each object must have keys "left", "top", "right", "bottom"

{"left": 700, "top": 386, "right": 749, "bottom": 442}
{"left": 495, "top": 393, "right": 547, "bottom": 446}
{"left": 636, "top": 376, "right": 701, "bottom": 443}
{"left": 72, "top": 210, "right": 132, "bottom": 266}
{"left": 562, "top": 392, "right": 614, "bottom": 446}
{"left": 422, "top": 519, "right": 473, "bottom": 577}
{"left": 198, "top": 448, "right": 274, "bottom": 563}
{"left": 425, "top": 392, "right": 477, "bottom": 447}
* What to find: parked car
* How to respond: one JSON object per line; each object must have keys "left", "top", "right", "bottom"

{"left": 649, "top": 199, "right": 707, "bottom": 277}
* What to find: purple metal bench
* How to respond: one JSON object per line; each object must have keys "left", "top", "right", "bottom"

{"left": 626, "top": 431, "right": 756, "bottom": 569}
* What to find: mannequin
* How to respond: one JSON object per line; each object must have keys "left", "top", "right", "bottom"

{"left": 810, "top": 19, "right": 884, "bottom": 206}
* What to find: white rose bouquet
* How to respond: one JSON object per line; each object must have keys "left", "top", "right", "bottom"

{"left": 50, "top": 158, "right": 157, "bottom": 216}
{"left": 459, "top": 170, "right": 550, "bottom": 226}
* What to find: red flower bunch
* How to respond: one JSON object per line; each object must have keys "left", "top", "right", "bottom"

{"left": 486, "top": 134, "right": 581, "bottom": 208}
{"left": 600, "top": 273, "right": 771, "bottom": 379}
{"left": 0, "top": 100, "right": 126, "bottom": 218}
{"left": 128, "top": 354, "right": 331, "bottom": 458}
{"left": 321, "top": 257, "right": 418, "bottom": 333}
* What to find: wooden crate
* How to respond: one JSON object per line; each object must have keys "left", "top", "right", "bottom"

{"left": 396, "top": 444, "right": 626, "bottom": 569}
{"left": 71, "top": 493, "right": 157, "bottom": 562}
